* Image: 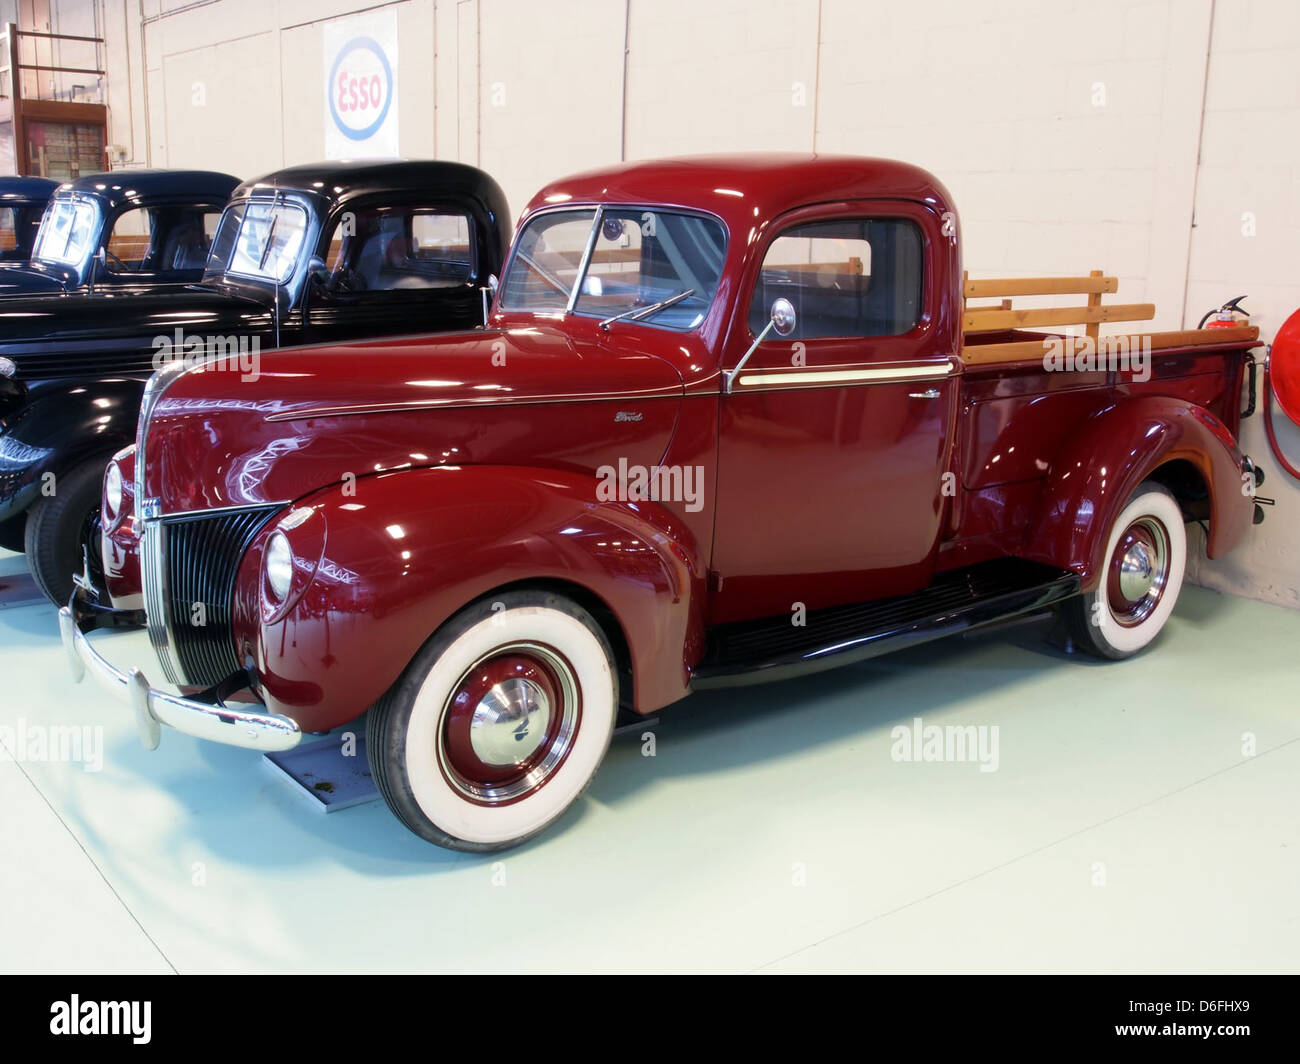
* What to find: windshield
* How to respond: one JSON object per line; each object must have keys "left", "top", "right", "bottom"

{"left": 216, "top": 199, "right": 310, "bottom": 283}
{"left": 32, "top": 195, "right": 99, "bottom": 266}
{"left": 499, "top": 207, "right": 727, "bottom": 331}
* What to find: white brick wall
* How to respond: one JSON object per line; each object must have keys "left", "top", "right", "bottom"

{"left": 97, "top": 0, "right": 1300, "bottom": 606}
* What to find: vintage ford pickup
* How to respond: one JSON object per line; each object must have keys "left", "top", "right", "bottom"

{"left": 64, "top": 154, "right": 1262, "bottom": 852}
{"left": 2, "top": 159, "right": 509, "bottom": 605}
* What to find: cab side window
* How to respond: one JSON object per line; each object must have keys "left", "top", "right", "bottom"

{"left": 748, "top": 218, "right": 923, "bottom": 339}
{"left": 0, "top": 208, "right": 17, "bottom": 258}
{"left": 321, "top": 206, "right": 476, "bottom": 295}
{"left": 105, "top": 207, "right": 154, "bottom": 270}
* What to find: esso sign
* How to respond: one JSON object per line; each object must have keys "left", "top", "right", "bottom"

{"left": 329, "top": 37, "right": 393, "bottom": 141}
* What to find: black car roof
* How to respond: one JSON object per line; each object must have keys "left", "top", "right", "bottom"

{"left": 0, "top": 176, "right": 59, "bottom": 205}
{"left": 234, "top": 159, "right": 507, "bottom": 214}
{"left": 54, "top": 169, "right": 240, "bottom": 210}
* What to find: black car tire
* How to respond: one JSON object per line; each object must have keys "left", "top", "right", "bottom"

{"left": 24, "top": 457, "right": 108, "bottom": 607}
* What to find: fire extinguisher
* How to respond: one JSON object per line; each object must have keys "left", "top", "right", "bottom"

{"left": 1198, "top": 295, "right": 1250, "bottom": 329}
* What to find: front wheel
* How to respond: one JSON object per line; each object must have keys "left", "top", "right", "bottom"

{"left": 1065, "top": 481, "right": 1187, "bottom": 659}
{"left": 367, "top": 590, "right": 618, "bottom": 851}
{"left": 24, "top": 458, "right": 108, "bottom": 607}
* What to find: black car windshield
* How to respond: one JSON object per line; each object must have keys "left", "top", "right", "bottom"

{"left": 499, "top": 207, "right": 727, "bottom": 331}
{"left": 208, "top": 198, "right": 310, "bottom": 284}
{"left": 32, "top": 195, "right": 99, "bottom": 267}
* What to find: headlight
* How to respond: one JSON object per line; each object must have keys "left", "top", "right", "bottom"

{"left": 104, "top": 462, "right": 123, "bottom": 521}
{"left": 0, "top": 356, "right": 15, "bottom": 379}
{"left": 264, "top": 530, "right": 294, "bottom": 602}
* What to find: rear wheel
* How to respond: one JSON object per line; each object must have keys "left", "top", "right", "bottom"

{"left": 24, "top": 458, "right": 108, "bottom": 607}
{"left": 1065, "top": 481, "right": 1186, "bottom": 659}
{"left": 367, "top": 590, "right": 618, "bottom": 851}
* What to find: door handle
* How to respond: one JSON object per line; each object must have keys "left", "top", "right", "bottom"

{"left": 908, "top": 388, "right": 941, "bottom": 399}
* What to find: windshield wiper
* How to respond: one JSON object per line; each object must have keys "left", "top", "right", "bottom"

{"left": 257, "top": 214, "right": 280, "bottom": 272}
{"left": 598, "top": 288, "right": 695, "bottom": 330}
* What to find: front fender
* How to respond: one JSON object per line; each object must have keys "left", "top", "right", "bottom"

{"left": 232, "top": 465, "right": 707, "bottom": 733}
{"left": 0, "top": 380, "right": 142, "bottom": 521}
{"left": 1023, "top": 395, "right": 1253, "bottom": 589}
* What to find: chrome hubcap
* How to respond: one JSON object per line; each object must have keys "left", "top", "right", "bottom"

{"left": 437, "top": 643, "right": 581, "bottom": 805}
{"left": 1107, "top": 516, "right": 1170, "bottom": 627}
{"left": 1118, "top": 540, "right": 1155, "bottom": 601}
{"left": 470, "top": 676, "right": 552, "bottom": 766}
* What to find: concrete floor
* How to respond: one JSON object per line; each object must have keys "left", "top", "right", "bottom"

{"left": 1, "top": 543, "right": 1297, "bottom": 974}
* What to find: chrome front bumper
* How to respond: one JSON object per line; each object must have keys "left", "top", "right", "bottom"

{"left": 59, "top": 587, "right": 302, "bottom": 753}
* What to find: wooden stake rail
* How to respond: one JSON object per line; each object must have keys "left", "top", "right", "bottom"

{"left": 960, "top": 268, "right": 1258, "bottom": 366}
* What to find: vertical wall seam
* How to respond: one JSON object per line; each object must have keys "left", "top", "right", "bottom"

{"left": 811, "top": 0, "right": 822, "bottom": 152}
{"left": 620, "top": 0, "right": 630, "bottom": 161}
{"left": 1180, "top": 0, "right": 1216, "bottom": 328}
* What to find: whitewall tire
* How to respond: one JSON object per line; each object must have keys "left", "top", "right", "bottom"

{"left": 368, "top": 590, "right": 618, "bottom": 851}
{"left": 1066, "top": 481, "right": 1187, "bottom": 660}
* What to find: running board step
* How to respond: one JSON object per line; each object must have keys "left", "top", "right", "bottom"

{"left": 691, "top": 558, "right": 1080, "bottom": 689}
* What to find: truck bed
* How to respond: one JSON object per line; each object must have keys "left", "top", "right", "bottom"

{"left": 944, "top": 271, "right": 1260, "bottom": 572}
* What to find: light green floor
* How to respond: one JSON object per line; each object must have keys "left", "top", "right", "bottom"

{"left": 1, "top": 545, "right": 1297, "bottom": 973}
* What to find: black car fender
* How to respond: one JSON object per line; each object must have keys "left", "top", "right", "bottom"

{"left": 0, "top": 379, "right": 142, "bottom": 522}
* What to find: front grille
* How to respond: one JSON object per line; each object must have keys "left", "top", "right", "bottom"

{"left": 10, "top": 351, "right": 160, "bottom": 381}
{"left": 144, "top": 505, "right": 280, "bottom": 687}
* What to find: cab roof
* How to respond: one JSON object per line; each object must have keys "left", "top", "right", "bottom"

{"left": 0, "top": 176, "right": 59, "bottom": 205}
{"left": 524, "top": 153, "right": 955, "bottom": 233}
{"left": 55, "top": 169, "right": 240, "bottom": 210}
{"left": 234, "top": 159, "right": 509, "bottom": 217}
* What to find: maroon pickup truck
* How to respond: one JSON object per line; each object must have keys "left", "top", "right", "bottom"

{"left": 63, "top": 154, "right": 1262, "bottom": 852}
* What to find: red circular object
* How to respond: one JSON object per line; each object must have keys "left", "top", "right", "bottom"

{"left": 441, "top": 653, "right": 565, "bottom": 790}
{"left": 1271, "top": 307, "right": 1300, "bottom": 426}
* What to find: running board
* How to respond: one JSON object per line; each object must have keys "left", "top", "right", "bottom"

{"left": 691, "top": 559, "right": 1080, "bottom": 690}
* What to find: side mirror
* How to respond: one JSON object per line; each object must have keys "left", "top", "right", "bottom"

{"left": 306, "top": 255, "right": 329, "bottom": 285}
{"left": 86, "top": 247, "right": 108, "bottom": 293}
{"left": 724, "top": 297, "right": 800, "bottom": 394}
{"left": 770, "top": 297, "right": 797, "bottom": 337}
{"left": 481, "top": 273, "right": 499, "bottom": 325}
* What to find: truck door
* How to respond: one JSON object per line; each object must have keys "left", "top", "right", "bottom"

{"left": 304, "top": 199, "right": 483, "bottom": 344}
{"left": 710, "top": 201, "right": 956, "bottom": 623}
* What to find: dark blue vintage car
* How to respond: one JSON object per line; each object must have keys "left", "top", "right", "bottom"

{"left": 0, "top": 169, "right": 238, "bottom": 298}
{"left": 0, "top": 177, "right": 59, "bottom": 268}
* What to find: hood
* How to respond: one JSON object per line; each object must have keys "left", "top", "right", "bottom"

{"left": 0, "top": 266, "right": 68, "bottom": 297}
{"left": 142, "top": 323, "right": 690, "bottom": 513}
{"left": 0, "top": 286, "right": 269, "bottom": 382}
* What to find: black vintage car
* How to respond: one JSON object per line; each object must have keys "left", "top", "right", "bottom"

{"left": 0, "top": 177, "right": 59, "bottom": 268}
{"left": 0, "top": 159, "right": 511, "bottom": 605}
{"left": 0, "top": 169, "right": 239, "bottom": 297}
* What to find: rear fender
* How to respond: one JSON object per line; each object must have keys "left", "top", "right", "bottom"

{"left": 1023, "top": 395, "right": 1252, "bottom": 590}
{"left": 233, "top": 465, "right": 706, "bottom": 733}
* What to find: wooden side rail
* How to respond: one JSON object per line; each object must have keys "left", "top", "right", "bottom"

{"left": 964, "top": 302, "right": 1155, "bottom": 332}
{"left": 963, "top": 267, "right": 1140, "bottom": 339}
{"left": 964, "top": 274, "right": 1118, "bottom": 298}
{"left": 961, "top": 325, "right": 1260, "bottom": 367}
